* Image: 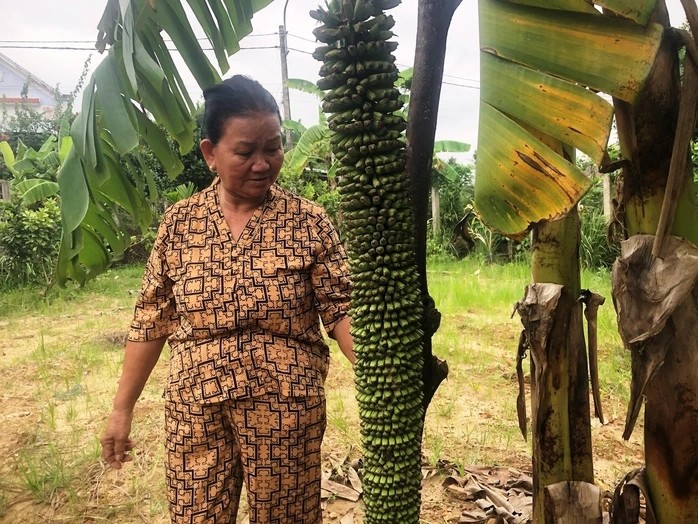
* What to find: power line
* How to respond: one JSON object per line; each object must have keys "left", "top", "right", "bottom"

{"left": 0, "top": 44, "right": 281, "bottom": 52}
{"left": 0, "top": 44, "right": 479, "bottom": 88}
{"left": 0, "top": 33, "right": 280, "bottom": 45}
{"left": 0, "top": 39, "right": 97, "bottom": 44}
{"left": 287, "top": 32, "right": 317, "bottom": 44}
{"left": 287, "top": 46, "right": 314, "bottom": 56}
{"left": 443, "top": 73, "right": 480, "bottom": 84}
{"left": 395, "top": 61, "right": 479, "bottom": 85}
{"left": 0, "top": 45, "right": 96, "bottom": 51}
{"left": 442, "top": 80, "right": 480, "bottom": 90}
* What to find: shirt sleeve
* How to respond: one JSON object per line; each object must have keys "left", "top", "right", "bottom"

{"left": 128, "top": 212, "right": 179, "bottom": 342}
{"left": 311, "top": 211, "right": 351, "bottom": 333}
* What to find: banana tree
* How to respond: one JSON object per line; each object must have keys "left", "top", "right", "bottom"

{"left": 0, "top": 135, "right": 64, "bottom": 206}
{"left": 54, "top": 0, "right": 274, "bottom": 285}
{"left": 473, "top": 0, "right": 681, "bottom": 521}
{"left": 609, "top": 4, "right": 698, "bottom": 521}
{"left": 431, "top": 141, "right": 471, "bottom": 236}
{"left": 282, "top": 78, "right": 337, "bottom": 180}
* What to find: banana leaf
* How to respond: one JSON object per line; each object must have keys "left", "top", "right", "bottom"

{"left": 284, "top": 124, "right": 330, "bottom": 175}
{"left": 287, "top": 78, "right": 324, "bottom": 99}
{"left": 434, "top": 140, "right": 470, "bottom": 154}
{"left": 433, "top": 140, "right": 471, "bottom": 183}
{"left": 56, "top": 0, "right": 272, "bottom": 285}
{"left": 475, "top": 0, "right": 663, "bottom": 237}
{"left": 13, "top": 179, "right": 60, "bottom": 205}
{"left": 0, "top": 142, "right": 16, "bottom": 176}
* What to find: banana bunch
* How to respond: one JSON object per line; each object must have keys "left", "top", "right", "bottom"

{"left": 312, "top": 1, "right": 425, "bottom": 522}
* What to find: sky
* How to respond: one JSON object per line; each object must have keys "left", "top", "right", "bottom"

{"left": 0, "top": 1, "right": 690, "bottom": 164}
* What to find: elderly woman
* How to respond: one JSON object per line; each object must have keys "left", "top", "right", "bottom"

{"left": 101, "top": 75, "right": 354, "bottom": 523}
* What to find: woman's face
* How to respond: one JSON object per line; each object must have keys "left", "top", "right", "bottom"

{"left": 200, "top": 112, "right": 284, "bottom": 205}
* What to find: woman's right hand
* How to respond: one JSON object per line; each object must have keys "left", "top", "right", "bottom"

{"left": 100, "top": 409, "right": 136, "bottom": 470}
{"left": 100, "top": 338, "right": 167, "bottom": 469}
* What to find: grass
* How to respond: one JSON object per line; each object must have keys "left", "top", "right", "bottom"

{"left": 0, "top": 258, "right": 640, "bottom": 523}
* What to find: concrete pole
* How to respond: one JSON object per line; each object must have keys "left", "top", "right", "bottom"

{"left": 278, "top": 24, "right": 293, "bottom": 148}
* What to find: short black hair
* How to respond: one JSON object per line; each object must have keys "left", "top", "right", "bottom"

{"left": 201, "top": 75, "right": 281, "bottom": 144}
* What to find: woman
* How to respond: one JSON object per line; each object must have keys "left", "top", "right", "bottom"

{"left": 100, "top": 75, "right": 354, "bottom": 523}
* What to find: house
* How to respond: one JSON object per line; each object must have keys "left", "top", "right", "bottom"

{"left": 0, "top": 51, "right": 70, "bottom": 127}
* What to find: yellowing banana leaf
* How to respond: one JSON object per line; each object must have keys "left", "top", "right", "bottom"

{"left": 476, "top": 0, "right": 663, "bottom": 238}
{"left": 475, "top": 103, "right": 591, "bottom": 238}
{"left": 598, "top": 0, "right": 657, "bottom": 25}
{"left": 57, "top": 0, "right": 271, "bottom": 285}
{"left": 481, "top": 52, "right": 613, "bottom": 165}
{"left": 480, "top": 1, "right": 663, "bottom": 103}
{"left": 504, "top": 0, "right": 657, "bottom": 24}
{"left": 503, "top": 0, "right": 597, "bottom": 14}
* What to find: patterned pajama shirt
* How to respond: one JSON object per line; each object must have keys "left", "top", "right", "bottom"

{"left": 128, "top": 181, "right": 350, "bottom": 523}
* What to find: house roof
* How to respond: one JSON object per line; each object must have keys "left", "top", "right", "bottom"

{"left": 1, "top": 97, "right": 41, "bottom": 104}
{"left": 0, "top": 51, "right": 70, "bottom": 101}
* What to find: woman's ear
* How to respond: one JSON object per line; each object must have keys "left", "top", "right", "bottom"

{"left": 200, "top": 139, "right": 215, "bottom": 171}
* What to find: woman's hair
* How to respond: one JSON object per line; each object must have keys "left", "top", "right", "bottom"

{"left": 202, "top": 75, "right": 281, "bottom": 144}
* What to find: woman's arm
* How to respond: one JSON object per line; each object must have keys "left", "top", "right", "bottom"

{"left": 100, "top": 336, "right": 167, "bottom": 469}
{"left": 329, "top": 316, "right": 355, "bottom": 365}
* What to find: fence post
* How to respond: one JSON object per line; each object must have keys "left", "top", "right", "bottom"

{"left": 0, "top": 180, "right": 10, "bottom": 201}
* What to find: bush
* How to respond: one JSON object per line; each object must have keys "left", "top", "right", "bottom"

{"left": 118, "top": 228, "right": 158, "bottom": 266}
{"left": 426, "top": 228, "right": 457, "bottom": 262}
{"left": 0, "top": 198, "right": 61, "bottom": 288}
{"left": 580, "top": 209, "right": 619, "bottom": 270}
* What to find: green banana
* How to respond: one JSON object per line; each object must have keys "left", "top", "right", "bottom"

{"left": 312, "top": 1, "right": 424, "bottom": 522}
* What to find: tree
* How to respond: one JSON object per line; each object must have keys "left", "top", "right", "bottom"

{"left": 474, "top": 0, "right": 696, "bottom": 521}
{"left": 53, "top": 0, "right": 272, "bottom": 284}
{"left": 609, "top": 5, "right": 698, "bottom": 521}
{"left": 430, "top": 144, "right": 470, "bottom": 238}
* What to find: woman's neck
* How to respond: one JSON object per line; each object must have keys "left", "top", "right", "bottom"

{"left": 218, "top": 186, "right": 267, "bottom": 214}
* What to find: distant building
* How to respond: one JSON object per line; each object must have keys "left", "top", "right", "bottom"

{"left": 0, "top": 52, "right": 70, "bottom": 128}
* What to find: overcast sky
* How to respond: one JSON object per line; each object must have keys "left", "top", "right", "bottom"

{"left": 0, "top": 1, "right": 689, "bottom": 163}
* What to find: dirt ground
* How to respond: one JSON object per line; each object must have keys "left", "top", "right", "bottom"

{"left": 0, "top": 287, "right": 644, "bottom": 523}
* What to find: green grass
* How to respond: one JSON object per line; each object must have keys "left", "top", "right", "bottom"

{"left": 0, "top": 265, "right": 144, "bottom": 318}
{"left": 0, "top": 259, "right": 638, "bottom": 523}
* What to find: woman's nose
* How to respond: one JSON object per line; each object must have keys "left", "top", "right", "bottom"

{"left": 251, "top": 155, "right": 270, "bottom": 171}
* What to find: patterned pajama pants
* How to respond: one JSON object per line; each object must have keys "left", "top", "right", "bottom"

{"left": 164, "top": 394, "right": 326, "bottom": 524}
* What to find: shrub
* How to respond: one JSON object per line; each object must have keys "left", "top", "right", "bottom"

{"left": 580, "top": 209, "right": 619, "bottom": 270}
{"left": 0, "top": 197, "right": 61, "bottom": 288}
{"left": 427, "top": 228, "right": 457, "bottom": 262}
{"left": 468, "top": 215, "right": 509, "bottom": 263}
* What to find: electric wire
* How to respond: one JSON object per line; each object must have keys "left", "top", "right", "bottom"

{"left": 0, "top": 44, "right": 479, "bottom": 89}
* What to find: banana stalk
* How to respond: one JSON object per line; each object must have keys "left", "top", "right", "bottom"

{"left": 312, "top": 1, "right": 425, "bottom": 522}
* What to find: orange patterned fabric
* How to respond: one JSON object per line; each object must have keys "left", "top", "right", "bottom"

{"left": 165, "top": 394, "right": 325, "bottom": 523}
{"left": 128, "top": 180, "right": 350, "bottom": 403}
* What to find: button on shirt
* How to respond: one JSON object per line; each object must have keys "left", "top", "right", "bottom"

{"left": 128, "top": 181, "right": 351, "bottom": 404}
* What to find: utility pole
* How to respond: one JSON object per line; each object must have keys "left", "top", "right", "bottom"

{"left": 278, "top": 24, "right": 293, "bottom": 148}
